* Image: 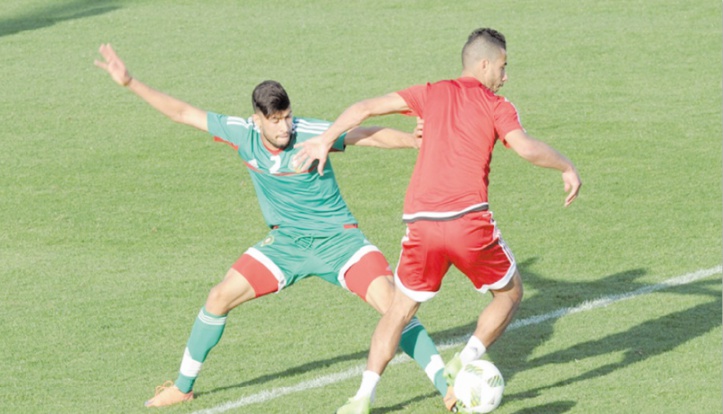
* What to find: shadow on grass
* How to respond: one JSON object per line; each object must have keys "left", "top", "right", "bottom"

{"left": 372, "top": 394, "right": 576, "bottom": 414}
{"left": 195, "top": 348, "right": 369, "bottom": 398}
{"left": 502, "top": 280, "right": 722, "bottom": 403}
{"left": 512, "top": 400, "right": 577, "bottom": 414}
{"left": 374, "top": 391, "right": 438, "bottom": 414}
{"left": 0, "top": 0, "right": 120, "bottom": 37}
{"left": 195, "top": 262, "right": 720, "bottom": 412}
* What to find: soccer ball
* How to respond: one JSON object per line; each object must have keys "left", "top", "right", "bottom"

{"left": 453, "top": 360, "right": 505, "bottom": 413}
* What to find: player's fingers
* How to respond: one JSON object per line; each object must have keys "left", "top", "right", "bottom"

{"left": 101, "top": 44, "right": 122, "bottom": 66}
{"left": 291, "top": 144, "right": 304, "bottom": 160}
{"left": 99, "top": 43, "right": 113, "bottom": 59}
{"left": 565, "top": 194, "right": 576, "bottom": 207}
{"left": 295, "top": 155, "right": 312, "bottom": 173}
{"left": 564, "top": 183, "right": 580, "bottom": 207}
{"left": 316, "top": 158, "right": 326, "bottom": 176}
{"left": 292, "top": 143, "right": 311, "bottom": 163}
{"left": 103, "top": 43, "right": 117, "bottom": 57}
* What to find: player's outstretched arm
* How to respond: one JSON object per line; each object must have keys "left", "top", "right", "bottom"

{"left": 345, "top": 117, "right": 423, "bottom": 149}
{"left": 504, "top": 129, "right": 582, "bottom": 206}
{"left": 345, "top": 126, "right": 420, "bottom": 149}
{"left": 94, "top": 43, "right": 208, "bottom": 132}
{"left": 294, "top": 93, "right": 410, "bottom": 174}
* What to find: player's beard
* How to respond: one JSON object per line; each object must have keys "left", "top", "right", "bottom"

{"left": 263, "top": 132, "right": 290, "bottom": 150}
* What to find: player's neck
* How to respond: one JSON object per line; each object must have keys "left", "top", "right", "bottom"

{"left": 261, "top": 139, "right": 286, "bottom": 154}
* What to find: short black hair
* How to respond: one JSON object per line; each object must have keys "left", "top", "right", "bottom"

{"left": 466, "top": 28, "right": 506, "bottom": 49}
{"left": 462, "top": 28, "right": 507, "bottom": 68}
{"left": 252, "top": 80, "right": 290, "bottom": 117}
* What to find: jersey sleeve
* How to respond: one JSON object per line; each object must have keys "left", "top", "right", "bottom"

{"left": 396, "top": 84, "right": 428, "bottom": 118}
{"left": 207, "top": 112, "right": 252, "bottom": 150}
{"left": 331, "top": 132, "right": 347, "bottom": 152}
{"left": 494, "top": 98, "right": 525, "bottom": 147}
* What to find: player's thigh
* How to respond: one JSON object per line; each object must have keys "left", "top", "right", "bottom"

{"left": 395, "top": 221, "right": 451, "bottom": 302}
{"left": 318, "top": 229, "right": 394, "bottom": 305}
{"left": 359, "top": 276, "right": 395, "bottom": 314}
{"left": 451, "top": 211, "right": 517, "bottom": 294}
{"left": 232, "top": 229, "right": 310, "bottom": 298}
{"left": 490, "top": 268, "right": 523, "bottom": 303}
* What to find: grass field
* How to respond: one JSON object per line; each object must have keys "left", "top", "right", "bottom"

{"left": 1, "top": 1, "right": 721, "bottom": 413}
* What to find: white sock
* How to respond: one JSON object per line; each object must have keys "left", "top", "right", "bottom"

{"left": 460, "top": 336, "right": 487, "bottom": 365}
{"left": 354, "top": 370, "right": 380, "bottom": 402}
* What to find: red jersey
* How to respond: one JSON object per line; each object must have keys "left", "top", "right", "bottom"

{"left": 397, "top": 77, "right": 523, "bottom": 222}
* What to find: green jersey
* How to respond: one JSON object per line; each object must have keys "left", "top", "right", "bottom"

{"left": 208, "top": 112, "right": 356, "bottom": 232}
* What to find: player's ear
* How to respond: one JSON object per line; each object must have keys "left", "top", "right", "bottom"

{"left": 251, "top": 112, "right": 261, "bottom": 125}
{"left": 478, "top": 58, "right": 489, "bottom": 71}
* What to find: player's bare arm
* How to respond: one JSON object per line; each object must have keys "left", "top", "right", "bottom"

{"left": 344, "top": 126, "right": 420, "bottom": 149}
{"left": 504, "top": 129, "right": 582, "bottom": 206}
{"left": 294, "top": 92, "right": 410, "bottom": 174}
{"left": 94, "top": 43, "right": 208, "bottom": 132}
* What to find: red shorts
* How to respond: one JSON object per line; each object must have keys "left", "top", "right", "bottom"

{"left": 394, "top": 210, "right": 516, "bottom": 302}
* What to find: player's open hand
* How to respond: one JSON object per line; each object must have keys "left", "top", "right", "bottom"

{"left": 293, "top": 134, "right": 334, "bottom": 175}
{"left": 94, "top": 44, "right": 133, "bottom": 87}
{"left": 562, "top": 168, "right": 581, "bottom": 207}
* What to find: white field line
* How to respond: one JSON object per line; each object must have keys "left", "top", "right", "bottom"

{"left": 192, "top": 266, "right": 722, "bottom": 414}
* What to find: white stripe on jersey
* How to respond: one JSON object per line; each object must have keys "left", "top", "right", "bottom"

{"left": 402, "top": 202, "right": 489, "bottom": 223}
{"left": 295, "top": 119, "right": 330, "bottom": 134}
{"left": 226, "top": 116, "right": 253, "bottom": 127}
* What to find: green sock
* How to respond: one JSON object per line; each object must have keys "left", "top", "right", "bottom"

{"left": 399, "top": 316, "right": 447, "bottom": 396}
{"left": 175, "top": 307, "right": 227, "bottom": 393}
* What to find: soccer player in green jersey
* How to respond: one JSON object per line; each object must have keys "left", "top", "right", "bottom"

{"left": 95, "top": 44, "right": 456, "bottom": 410}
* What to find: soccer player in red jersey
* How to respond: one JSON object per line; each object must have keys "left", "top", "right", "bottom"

{"left": 295, "top": 28, "right": 582, "bottom": 413}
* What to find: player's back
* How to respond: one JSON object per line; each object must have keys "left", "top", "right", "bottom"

{"left": 402, "top": 77, "right": 503, "bottom": 221}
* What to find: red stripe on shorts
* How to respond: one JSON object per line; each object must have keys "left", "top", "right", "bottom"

{"left": 345, "top": 250, "right": 392, "bottom": 300}
{"left": 232, "top": 254, "right": 279, "bottom": 298}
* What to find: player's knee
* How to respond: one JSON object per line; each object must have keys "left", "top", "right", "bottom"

{"left": 206, "top": 284, "right": 232, "bottom": 312}
{"left": 493, "top": 271, "right": 523, "bottom": 305}
{"left": 508, "top": 277, "right": 523, "bottom": 304}
{"left": 364, "top": 276, "right": 394, "bottom": 314}
{"left": 389, "top": 290, "right": 421, "bottom": 322}
{"left": 206, "top": 275, "right": 252, "bottom": 313}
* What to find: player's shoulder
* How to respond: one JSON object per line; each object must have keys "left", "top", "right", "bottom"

{"left": 225, "top": 114, "right": 256, "bottom": 129}
{"left": 208, "top": 111, "right": 255, "bottom": 128}
{"left": 493, "top": 94, "right": 517, "bottom": 109}
{"left": 293, "top": 116, "right": 332, "bottom": 139}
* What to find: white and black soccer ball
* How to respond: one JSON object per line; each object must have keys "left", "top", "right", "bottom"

{"left": 453, "top": 360, "right": 505, "bottom": 413}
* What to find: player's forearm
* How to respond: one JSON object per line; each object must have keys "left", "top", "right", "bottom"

{"left": 524, "top": 142, "right": 576, "bottom": 173}
{"left": 512, "top": 134, "right": 575, "bottom": 173}
{"left": 346, "top": 127, "right": 418, "bottom": 149}
{"left": 126, "top": 78, "right": 204, "bottom": 128}
{"left": 327, "top": 94, "right": 408, "bottom": 145}
{"left": 323, "top": 102, "right": 373, "bottom": 145}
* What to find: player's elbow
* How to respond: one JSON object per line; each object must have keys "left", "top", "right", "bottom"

{"left": 512, "top": 143, "right": 541, "bottom": 163}
{"left": 353, "top": 100, "right": 377, "bottom": 119}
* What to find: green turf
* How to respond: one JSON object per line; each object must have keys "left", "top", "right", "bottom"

{"left": 0, "top": 0, "right": 720, "bottom": 413}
